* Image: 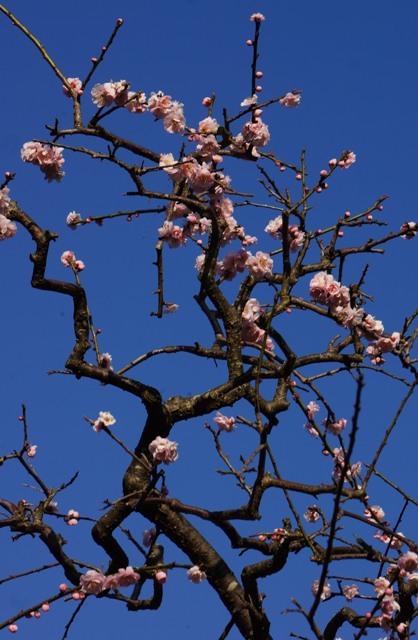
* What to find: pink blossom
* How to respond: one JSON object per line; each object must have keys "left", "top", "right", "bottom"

{"left": 143, "top": 528, "right": 157, "bottom": 547}
{"left": 304, "top": 423, "right": 319, "bottom": 438}
{"left": 163, "top": 303, "right": 179, "bottom": 314}
{"left": 398, "top": 551, "right": 418, "bottom": 575}
{"left": 304, "top": 505, "right": 320, "bottom": 523}
{"left": 338, "top": 306, "right": 364, "bottom": 329}
{"left": 187, "top": 565, "right": 207, "bottom": 583}
{"left": 163, "top": 101, "right": 186, "bottom": 134}
{"left": 79, "top": 570, "right": 107, "bottom": 594}
{"left": 61, "top": 250, "right": 76, "bottom": 266}
{"left": 265, "top": 215, "right": 283, "bottom": 238}
{"left": 216, "top": 249, "right": 249, "bottom": 280}
{"left": 242, "top": 298, "right": 262, "bottom": 322}
{"left": 311, "top": 579, "right": 331, "bottom": 600}
{"left": 374, "top": 576, "right": 390, "bottom": 596}
{"left": 375, "top": 332, "right": 400, "bottom": 354}
{"left": 212, "top": 196, "right": 234, "bottom": 219}
{"left": 195, "top": 253, "right": 206, "bottom": 272}
{"left": 241, "top": 94, "right": 258, "bottom": 107}
{"left": 155, "top": 570, "right": 167, "bottom": 584}
{"left": 194, "top": 134, "right": 221, "bottom": 160}
{"left": 159, "top": 153, "right": 185, "bottom": 182}
{"left": 250, "top": 13, "right": 265, "bottom": 22}
{"left": 0, "top": 214, "right": 17, "bottom": 240}
{"left": 339, "top": 151, "right": 356, "bottom": 169}
{"left": 26, "top": 444, "right": 37, "bottom": 458}
{"left": 342, "top": 584, "right": 359, "bottom": 602}
{"left": 242, "top": 118, "right": 270, "bottom": 148}
{"left": 326, "top": 418, "right": 347, "bottom": 435}
{"left": 99, "top": 352, "right": 113, "bottom": 371}
{"left": 104, "top": 566, "right": 140, "bottom": 590}
{"left": 279, "top": 92, "right": 301, "bottom": 108}
{"left": 21, "top": 142, "right": 65, "bottom": 182}
{"left": 400, "top": 221, "right": 417, "bottom": 239}
{"left": 360, "top": 314, "right": 384, "bottom": 336}
{"left": 187, "top": 163, "right": 214, "bottom": 193}
{"left": 91, "top": 81, "right": 127, "bottom": 107}
{"left": 198, "top": 117, "right": 219, "bottom": 135}
{"left": 213, "top": 412, "right": 236, "bottom": 432}
{"left": 202, "top": 96, "right": 212, "bottom": 107}
{"left": 241, "top": 320, "right": 274, "bottom": 351}
{"left": 306, "top": 401, "right": 320, "bottom": 421}
{"left": 245, "top": 251, "right": 273, "bottom": 280}
{"left": 41, "top": 603, "right": 50, "bottom": 612}
{"left": 374, "top": 530, "right": 405, "bottom": 549}
{"left": 379, "top": 594, "right": 400, "bottom": 630}
{"left": 309, "top": 271, "right": 350, "bottom": 309}
{"left": 93, "top": 411, "right": 116, "bottom": 432}
{"left": 66, "top": 211, "right": 82, "bottom": 230}
{"left": 62, "top": 77, "right": 82, "bottom": 97}
{"left": 8, "top": 625, "right": 18, "bottom": 633}
{"left": 0, "top": 186, "right": 11, "bottom": 211}
{"left": 64, "top": 509, "right": 80, "bottom": 526}
{"left": 158, "top": 220, "right": 186, "bottom": 248}
{"left": 124, "top": 91, "right": 147, "bottom": 113}
{"left": 364, "top": 505, "right": 385, "bottom": 521}
{"left": 149, "top": 436, "right": 178, "bottom": 465}
{"left": 148, "top": 91, "right": 173, "bottom": 118}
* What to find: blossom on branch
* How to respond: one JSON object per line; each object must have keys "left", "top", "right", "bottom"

{"left": 0, "top": 213, "right": 17, "bottom": 241}
{"left": 311, "top": 579, "right": 331, "bottom": 600}
{"left": 279, "top": 92, "right": 301, "bottom": 108}
{"left": 0, "top": 186, "right": 11, "bottom": 212}
{"left": 245, "top": 251, "right": 273, "bottom": 280}
{"left": 21, "top": 141, "right": 65, "bottom": 182}
{"left": 62, "top": 77, "right": 82, "bottom": 97}
{"left": 93, "top": 411, "right": 116, "bottom": 432}
{"left": 149, "top": 436, "right": 178, "bottom": 465}
{"left": 187, "top": 566, "right": 207, "bottom": 583}
{"left": 79, "top": 570, "right": 107, "bottom": 595}
{"left": 213, "top": 412, "right": 236, "bottom": 432}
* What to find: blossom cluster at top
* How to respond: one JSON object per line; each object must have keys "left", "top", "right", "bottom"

{"left": 309, "top": 271, "right": 400, "bottom": 365}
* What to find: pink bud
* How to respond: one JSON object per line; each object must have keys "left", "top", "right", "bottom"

{"left": 101, "top": 46, "right": 107, "bottom": 51}
{"left": 322, "top": 449, "right": 330, "bottom": 456}
{"left": 275, "top": 160, "right": 280, "bottom": 167}
{"left": 256, "top": 72, "right": 263, "bottom": 79}
{"left": 59, "top": 583, "right": 68, "bottom": 592}
{"left": 126, "top": 216, "right": 132, "bottom": 222}
{"left": 258, "top": 534, "right": 267, "bottom": 541}
{"left": 72, "top": 592, "right": 81, "bottom": 600}
{"left": 18, "top": 416, "right": 23, "bottom": 421}
{"left": 34, "top": 611, "right": 41, "bottom": 618}
{"left": 8, "top": 625, "right": 18, "bottom": 633}
{"left": 378, "top": 205, "right": 383, "bottom": 211}
{"left": 338, "top": 231, "right": 344, "bottom": 237}
{"left": 285, "top": 308, "right": 292, "bottom": 314}
{"left": 290, "top": 381, "right": 296, "bottom": 387}
{"left": 315, "top": 187, "right": 322, "bottom": 193}
{"left": 91, "top": 58, "right": 97, "bottom": 63}
{"left": 202, "top": 97, "right": 212, "bottom": 107}
{"left": 295, "top": 174, "right": 302, "bottom": 180}
{"left": 254, "top": 108, "right": 263, "bottom": 117}
{"left": 280, "top": 166, "right": 285, "bottom": 172}
{"left": 256, "top": 85, "right": 262, "bottom": 92}
{"left": 304, "top": 187, "right": 309, "bottom": 193}
{"left": 338, "top": 160, "right": 345, "bottom": 167}
{"left": 344, "top": 211, "right": 350, "bottom": 218}
{"left": 77, "top": 89, "right": 83, "bottom": 95}
{"left": 196, "top": 239, "right": 203, "bottom": 246}
{"left": 86, "top": 217, "right": 92, "bottom": 223}
{"left": 96, "top": 328, "right": 102, "bottom": 334}
{"left": 155, "top": 570, "right": 167, "bottom": 584}
{"left": 323, "top": 182, "right": 328, "bottom": 189}
{"left": 5, "top": 171, "right": 11, "bottom": 178}
{"left": 365, "top": 612, "right": 372, "bottom": 619}
{"left": 366, "top": 214, "right": 373, "bottom": 221}
{"left": 315, "top": 229, "right": 322, "bottom": 235}
{"left": 320, "top": 170, "right": 328, "bottom": 177}
{"left": 328, "top": 158, "right": 337, "bottom": 167}
{"left": 246, "top": 40, "right": 253, "bottom": 46}
{"left": 117, "top": 18, "right": 124, "bottom": 25}
{"left": 41, "top": 603, "right": 50, "bottom": 612}
{"left": 385, "top": 587, "right": 393, "bottom": 595}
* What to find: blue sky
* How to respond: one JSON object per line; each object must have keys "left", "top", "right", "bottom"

{"left": 1, "top": 1, "right": 417, "bottom": 639}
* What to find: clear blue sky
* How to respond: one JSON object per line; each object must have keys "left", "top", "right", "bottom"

{"left": 1, "top": 1, "right": 417, "bottom": 639}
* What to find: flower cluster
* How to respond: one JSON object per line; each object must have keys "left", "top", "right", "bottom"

{"left": 79, "top": 567, "right": 140, "bottom": 595}
{"left": 265, "top": 215, "right": 305, "bottom": 252}
{"left": 332, "top": 447, "right": 361, "bottom": 483}
{"left": 149, "top": 436, "right": 178, "bottom": 465}
{"left": 0, "top": 186, "right": 11, "bottom": 212}
{"left": 241, "top": 298, "right": 274, "bottom": 351}
{"left": 279, "top": 92, "right": 301, "bottom": 108}
{"left": 21, "top": 142, "right": 65, "bottom": 182}
{"left": 149, "top": 91, "right": 186, "bottom": 133}
{"left": 309, "top": 271, "right": 400, "bottom": 365}
{"left": 60, "top": 250, "right": 85, "bottom": 271}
